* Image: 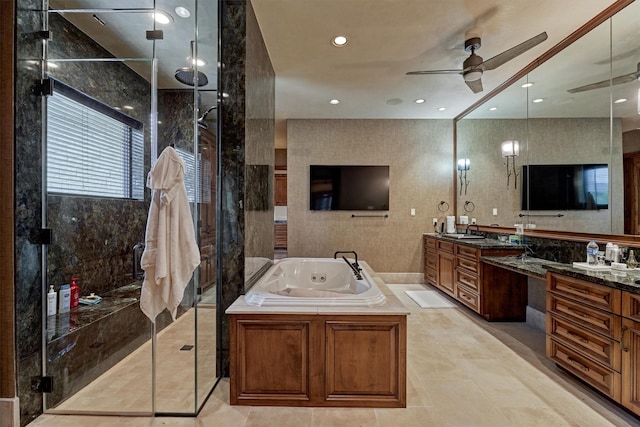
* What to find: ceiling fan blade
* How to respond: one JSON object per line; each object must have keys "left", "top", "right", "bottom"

{"left": 465, "top": 78, "right": 483, "bottom": 93}
{"left": 567, "top": 70, "right": 638, "bottom": 93}
{"left": 406, "top": 69, "right": 463, "bottom": 75}
{"left": 482, "top": 32, "right": 548, "bottom": 71}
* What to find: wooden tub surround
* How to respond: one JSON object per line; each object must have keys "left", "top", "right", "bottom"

{"left": 226, "top": 262, "right": 408, "bottom": 408}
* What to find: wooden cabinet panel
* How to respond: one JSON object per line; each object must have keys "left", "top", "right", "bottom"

{"left": 437, "top": 240, "right": 454, "bottom": 253}
{"left": 548, "top": 313, "right": 620, "bottom": 371}
{"left": 326, "top": 320, "right": 405, "bottom": 405}
{"left": 547, "top": 337, "right": 621, "bottom": 401}
{"left": 437, "top": 252, "right": 455, "bottom": 296}
{"left": 548, "top": 273, "right": 621, "bottom": 313}
{"left": 230, "top": 314, "right": 406, "bottom": 408}
{"left": 275, "top": 173, "right": 287, "bottom": 206}
{"left": 455, "top": 268, "right": 479, "bottom": 292}
{"left": 622, "top": 317, "right": 640, "bottom": 416}
{"left": 547, "top": 293, "right": 621, "bottom": 340}
{"left": 456, "top": 285, "right": 480, "bottom": 313}
{"left": 623, "top": 292, "right": 640, "bottom": 322}
{"left": 455, "top": 245, "right": 479, "bottom": 261}
{"left": 233, "top": 319, "right": 312, "bottom": 402}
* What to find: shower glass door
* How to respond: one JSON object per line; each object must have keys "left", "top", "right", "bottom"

{"left": 41, "top": 0, "right": 218, "bottom": 415}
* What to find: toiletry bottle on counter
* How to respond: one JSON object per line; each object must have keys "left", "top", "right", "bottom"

{"left": 586, "top": 240, "right": 599, "bottom": 265}
{"left": 58, "top": 284, "right": 71, "bottom": 313}
{"left": 628, "top": 250, "right": 638, "bottom": 269}
{"left": 47, "top": 285, "right": 57, "bottom": 316}
{"left": 70, "top": 277, "right": 80, "bottom": 308}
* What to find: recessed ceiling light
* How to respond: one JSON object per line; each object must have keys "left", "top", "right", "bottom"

{"left": 614, "top": 98, "right": 627, "bottom": 104}
{"left": 329, "top": 99, "right": 340, "bottom": 105}
{"left": 174, "top": 6, "right": 191, "bottom": 18}
{"left": 331, "top": 36, "right": 348, "bottom": 47}
{"left": 386, "top": 98, "right": 403, "bottom": 105}
{"left": 153, "top": 11, "right": 173, "bottom": 24}
{"left": 532, "top": 98, "right": 545, "bottom": 103}
{"left": 489, "top": 107, "right": 498, "bottom": 111}
{"left": 415, "top": 98, "right": 425, "bottom": 104}
{"left": 123, "top": 105, "right": 134, "bottom": 110}
{"left": 521, "top": 82, "right": 534, "bottom": 88}
{"left": 437, "top": 107, "right": 446, "bottom": 111}
{"left": 114, "top": 107, "right": 121, "bottom": 111}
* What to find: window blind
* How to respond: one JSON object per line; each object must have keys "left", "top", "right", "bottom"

{"left": 47, "top": 90, "right": 144, "bottom": 199}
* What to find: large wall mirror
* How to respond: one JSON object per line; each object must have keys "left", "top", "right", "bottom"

{"left": 456, "top": 0, "right": 640, "bottom": 236}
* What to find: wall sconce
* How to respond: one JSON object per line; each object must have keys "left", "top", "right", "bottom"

{"left": 457, "top": 158, "right": 470, "bottom": 195}
{"left": 500, "top": 140, "right": 520, "bottom": 189}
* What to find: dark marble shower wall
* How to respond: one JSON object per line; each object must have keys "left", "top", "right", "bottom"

{"left": 217, "top": 0, "right": 275, "bottom": 376}
{"left": 15, "top": 8, "right": 155, "bottom": 425}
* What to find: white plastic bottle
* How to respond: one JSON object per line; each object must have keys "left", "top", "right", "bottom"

{"left": 587, "top": 240, "right": 599, "bottom": 265}
{"left": 58, "top": 284, "right": 71, "bottom": 313}
{"left": 47, "top": 285, "right": 57, "bottom": 316}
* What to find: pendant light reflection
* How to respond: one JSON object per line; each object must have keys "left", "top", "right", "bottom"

{"left": 457, "top": 158, "right": 470, "bottom": 195}
{"left": 501, "top": 140, "right": 520, "bottom": 189}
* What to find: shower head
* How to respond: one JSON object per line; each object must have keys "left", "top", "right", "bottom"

{"left": 198, "top": 105, "right": 217, "bottom": 129}
{"left": 175, "top": 67, "right": 209, "bottom": 87}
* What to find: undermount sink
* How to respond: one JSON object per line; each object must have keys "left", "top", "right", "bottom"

{"left": 442, "top": 233, "right": 486, "bottom": 240}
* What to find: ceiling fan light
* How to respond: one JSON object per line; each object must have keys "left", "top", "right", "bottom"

{"left": 463, "top": 70, "right": 482, "bottom": 82}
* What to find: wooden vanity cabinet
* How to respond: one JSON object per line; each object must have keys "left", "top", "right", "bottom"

{"left": 423, "top": 235, "right": 526, "bottom": 321}
{"left": 546, "top": 273, "right": 622, "bottom": 402}
{"left": 622, "top": 292, "right": 640, "bottom": 416}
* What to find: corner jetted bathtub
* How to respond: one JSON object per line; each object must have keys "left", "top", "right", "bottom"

{"left": 244, "top": 258, "right": 387, "bottom": 307}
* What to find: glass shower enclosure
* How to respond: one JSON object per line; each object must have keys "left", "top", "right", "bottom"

{"left": 38, "top": 0, "right": 218, "bottom": 416}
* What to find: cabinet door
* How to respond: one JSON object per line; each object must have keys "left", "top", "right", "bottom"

{"left": 275, "top": 174, "right": 287, "bottom": 206}
{"left": 437, "top": 252, "right": 455, "bottom": 297}
{"left": 622, "top": 318, "right": 640, "bottom": 416}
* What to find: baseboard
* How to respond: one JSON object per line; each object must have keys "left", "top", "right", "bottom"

{"left": 0, "top": 397, "right": 19, "bottom": 427}
{"left": 526, "top": 306, "right": 546, "bottom": 332}
{"left": 377, "top": 272, "right": 424, "bottom": 284}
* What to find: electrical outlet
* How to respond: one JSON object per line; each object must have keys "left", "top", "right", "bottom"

{"left": 432, "top": 218, "right": 438, "bottom": 226}
{"left": 471, "top": 218, "right": 477, "bottom": 225}
{"left": 492, "top": 208, "right": 498, "bottom": 216}
{"left": 410, "top": 208, "right": 416, "bottom": 216}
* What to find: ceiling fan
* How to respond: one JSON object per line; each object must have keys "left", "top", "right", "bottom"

{"left": 407, "top": 32, "right": 548, "bottom": 93}
{"left": 567, "top": 62, "right": 640, "bottom": 93}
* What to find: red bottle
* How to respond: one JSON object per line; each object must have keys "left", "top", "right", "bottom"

{"left": 70, "top": 277, "right": 80, "bottom": 308}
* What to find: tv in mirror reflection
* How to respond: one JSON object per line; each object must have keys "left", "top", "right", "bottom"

{"left": 521, "top": 164, "right": 608, "bottom": 210}
{"left": 310, "top": 165, "right": 390, "bottom": 211}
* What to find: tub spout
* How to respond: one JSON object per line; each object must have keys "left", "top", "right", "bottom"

{"left": 133, "top": 242, "right": 145, "bottom": 280}
{"left": 334, "top": 250, "right": 360, "bottom": 271}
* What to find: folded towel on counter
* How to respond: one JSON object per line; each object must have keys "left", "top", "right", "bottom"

{"left": 79, "top": 293, "right": 103, "bottom": 305}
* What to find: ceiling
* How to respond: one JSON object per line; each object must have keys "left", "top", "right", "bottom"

{"left": 250, "top": 0, "right": 638, "bottom": 147}
{"left": 48, "top": 1, "right": 639, "bottom": 148}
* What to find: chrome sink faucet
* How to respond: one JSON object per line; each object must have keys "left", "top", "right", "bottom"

{"left": 466, "top": 224, "right": 480, "bottom": 235}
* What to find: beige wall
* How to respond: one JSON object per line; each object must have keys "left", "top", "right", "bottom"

{"left": 457, "top": 118, "right": 623, "bottom": 234}
{"left": 287, "top": 119, "right": 453, "bottom": 273}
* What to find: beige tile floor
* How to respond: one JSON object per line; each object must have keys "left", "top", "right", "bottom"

{"left": 30, "top": 283, "right": 640, "bottom": 426}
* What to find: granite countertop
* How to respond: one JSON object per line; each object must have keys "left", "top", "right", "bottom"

{"left": 482, "top": 255, "right": 566, "bottom": 279}
{"left": 481, "top": 255, "right": 640, "bottom": 294}
{"left": 423, "top": 233, "right": 526, "bottom": 250}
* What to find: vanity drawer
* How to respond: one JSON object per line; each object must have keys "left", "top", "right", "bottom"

{"left": 456, "top": 256, "right": 478, "bottom": 275}
{"left": 547, "top": 293, "right": 620, "bottom": 340}
{"left": 622, "top": 292, "right": 640, "bottom": 321}
{"left": 425, "top": 268, "right": 437, "bottom": 285}
{"left": 547, "top": 313, "right": 620, "bottom": 371}
{"left": 456, "top": 245, "right": 479, "bottom": 261}
{"left": 438, "top": 241, "right": 454, "bottom": 253}
{"left": 456, "top": 285, "right": 479, "bottom": 313}
{"left": 425, "top": 255, "right": 437, "bottom": 270}
{"left": 424, "top": 237, "right": 437, "bottom": 250}
{"left": 547, "top": 273, "right": 621, "bottom": 313}
{"left": 547, "top": 337, "right": 621, "bottom": 402}
{"left": 455, "top": 269, "right": 479, "bottom": 293}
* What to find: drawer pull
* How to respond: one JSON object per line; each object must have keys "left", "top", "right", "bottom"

{"left": 622, "top": 325, "right": 629, "bottom": 353}
{"left": 566, "top": 286, "right": 589, "bottom": 295}
{"left": 566, "top": 330, "right": 590, "bottom": 345}
{"left": 567, "top": 356, "right": 590, "bottom": 372}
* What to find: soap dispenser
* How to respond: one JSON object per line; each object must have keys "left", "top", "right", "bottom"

{"left": 70, "top": 277, "right": 80, "bottom": 308}
{"left": 47, "top": 285, "right": 57, "bottom": 316}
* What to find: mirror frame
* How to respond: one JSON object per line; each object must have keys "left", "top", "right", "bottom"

{"left": 452, "top": 0, "right": 640, "bottom": 246}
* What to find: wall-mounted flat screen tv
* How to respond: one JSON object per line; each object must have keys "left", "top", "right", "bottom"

{"left": 521, "top": 164, "right": 608, "bottom": 210}
{"left": 310, "top": 165, "right": 390, "bottom": 211}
